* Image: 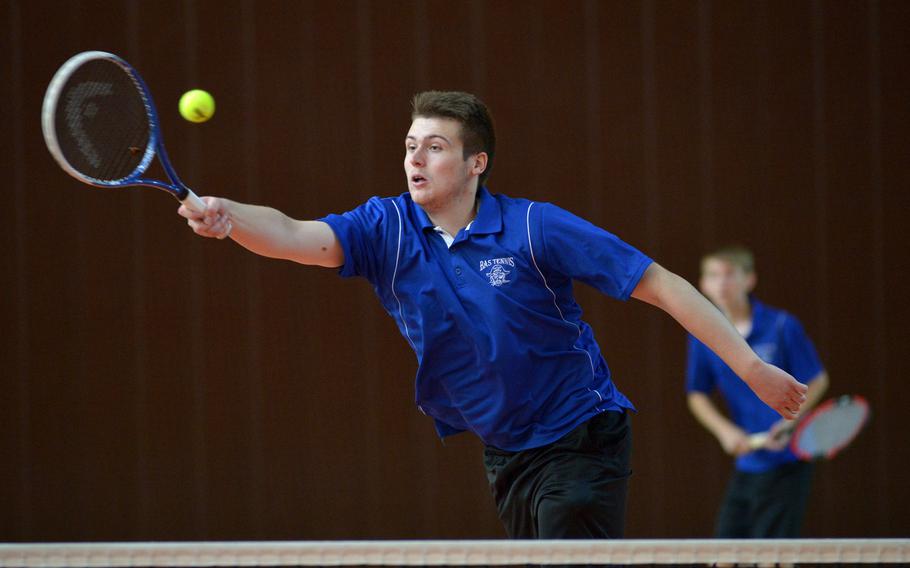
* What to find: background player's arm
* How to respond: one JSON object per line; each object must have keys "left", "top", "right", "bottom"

{"left": 687, "top": 392, "right": 751, "bottom": 456}
{"left": 178, "top": 197, "right": 344, "bottom": 268}
{"left": 631, "top": 262, "right": 807, "bottom": 419}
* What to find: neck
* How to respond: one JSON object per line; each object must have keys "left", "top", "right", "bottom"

{"left": 721, "top": 296, "right": 753, "bottom": 326}
{"left": 425, "top": 189, "right": 479, "bottom": 236}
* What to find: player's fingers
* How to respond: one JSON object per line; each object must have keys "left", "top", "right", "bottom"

{"left": 217, "top": 220, "right": 233, "bottom": 240}
{"left": 208, "top": 214, "right": 227, "bottom": 233}
{"left": 202, "top": 214, "right": 232, "bottom": 239}
{"left": 200, "top": 195, "right": 221, "bottom": 209}
{"left": 188, "top": 218, "right": 216, "bottom": 237}
{"left": 178, "top": 204, "right": 203, "bottom": 221}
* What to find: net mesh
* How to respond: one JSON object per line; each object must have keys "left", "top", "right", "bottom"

{"left": 0, "top": 539, "right": 907, "bottom": 567}
{"left": 52, "top": 58, "right": 150, "bottom": 182}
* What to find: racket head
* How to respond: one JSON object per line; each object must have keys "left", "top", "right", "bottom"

{"left": 42, "top": 51, "right": 158, "bottom": 187}
{"left": 790, "top": 395, "right": 870, "bottom": 460}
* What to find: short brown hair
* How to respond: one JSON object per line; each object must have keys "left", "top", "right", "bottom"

{"left": 411, "top": 91, "right": 496, "bottom": 186}
{"left": 701, "top": 244, "right": 755, "bottom": 274}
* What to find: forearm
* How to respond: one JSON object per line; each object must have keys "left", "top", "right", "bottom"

{"left": 632, "top": 264, "right": 762, "bottom": 382}
{"left": 222, "top": 199, "right": 343, "bottom": 267}
{"left": 633, "top": 263, "right": 806, "bottom": 418}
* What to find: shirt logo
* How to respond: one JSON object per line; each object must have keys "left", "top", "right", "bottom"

{"left": 480, "top": 257, "right": 515, "bottom": 287}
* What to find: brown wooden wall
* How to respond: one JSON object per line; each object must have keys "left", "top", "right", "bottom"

{"left": 2, "top": 0, "right": 908, "bottom": 541}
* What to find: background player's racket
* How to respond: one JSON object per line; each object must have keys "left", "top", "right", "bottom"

{"left": 748, "top": 395, "right": 870, "bottom": 460}
{"left": 42, "top": 50, "right": 206, "bottom": 212}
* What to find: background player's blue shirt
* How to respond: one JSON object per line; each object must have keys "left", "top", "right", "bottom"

{"left": 320, "top": 187, "right": 652, "bottom": 451}
{"left": 685, "top": 298, "right": 824, "bottom": 472}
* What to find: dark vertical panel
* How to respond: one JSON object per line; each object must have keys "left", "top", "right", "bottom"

{"left": 879, "top": 0, "right": 910, "bottom": 536}
{"left": 413, "top": 1, "right": 429, "bottom": 87}
{"left": 810, "top": 0, "right": 829, "bottom": 354}
{"left": 4, "top": 0, "right": 32, "bottom": 539}
{"left": 469, "top": 0, "right": 486, "bottom": 93}
{"left": 752, "top": 1, "right": 815, "bottom": 310}
{"left": 710, "top": 1, "right": 763, "bottom": 248}
{"left": 585, "top": 1, "right": 603, "bottom": 218}
{"left": 239, "top": 0, "right": 266, "bottom": 538}
{"left": 697, "top": 0, "right": 716, "bottom": 248}
{"left": 866, "top": 0, "right": 889, "bottom": 530}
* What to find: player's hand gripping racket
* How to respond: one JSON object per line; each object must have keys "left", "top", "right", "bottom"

{"left": 42, "top": 51, "right": 206, "bottom": 213}
{"left": 748, "top": 395, "right": 870, "bottom": 460}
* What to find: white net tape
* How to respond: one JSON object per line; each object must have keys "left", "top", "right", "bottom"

{"left": 0, "top": 539, "right": 908, "bottom": 567}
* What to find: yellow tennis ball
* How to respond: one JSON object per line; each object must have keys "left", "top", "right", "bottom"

{"left": 179, "top": 89, "right": 215, "bottom": 123}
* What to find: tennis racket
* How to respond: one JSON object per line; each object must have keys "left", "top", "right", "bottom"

{"left": 41, "top": 50, "right": 206, "bottom": 212}
{"left": 748, "top": 395, "right": 870, "bottom": 460}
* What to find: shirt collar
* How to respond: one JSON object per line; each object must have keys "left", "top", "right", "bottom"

{"left": 470, "top": 186, "right": 503, "bottom": 235}
{"left": 414, "top": 186, "right": 503, "bottom": 236}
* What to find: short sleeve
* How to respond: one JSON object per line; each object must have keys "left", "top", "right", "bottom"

{"left": 537, "top": 203, "right": 652, "bottom": 300}
{"left": 780, "top": 315, "right": 824, "bottom": 383}
{"left": 686, "top": 335, "right": 716, "bottom": 394}
{"left": 319, "top": 196, "right": 389, "bottom": 282}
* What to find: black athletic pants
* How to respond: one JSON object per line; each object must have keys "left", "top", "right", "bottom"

{"left": 714, "top": 460, "right": 814, "bottom": 538}
{"left": 482, "top": 410, "right": 632, "bottom": 539}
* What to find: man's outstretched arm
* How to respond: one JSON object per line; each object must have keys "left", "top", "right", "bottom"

{"left": 631, "top": 262, "right": 807, "bottom": 419}
{"left": 178, "top": 196, "right": 343, "bottom": 268}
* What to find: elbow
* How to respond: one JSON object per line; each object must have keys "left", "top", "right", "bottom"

{"left": 631, "top": 262, "right": 668, "bottom": 307}
{"left": 631, "top": 263, "right": 691, "bottom": 309}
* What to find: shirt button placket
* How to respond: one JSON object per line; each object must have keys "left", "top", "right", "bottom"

{"left": 452, "top": 255, "right": 467, "bottom": 288}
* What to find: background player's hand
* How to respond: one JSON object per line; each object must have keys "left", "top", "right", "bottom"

{"left": 718, "top": 424, "right": 751, "bottom": 456}
{"left": 763, "top": 418, "right": 797, "bottom": 451}
{"left": 178, "top": 196, "right": 233, "bottom": 239}
{"left": 745, "top": 362, "right": 807, "bottom": 420}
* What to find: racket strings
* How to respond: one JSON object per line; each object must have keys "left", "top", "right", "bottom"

{"left": 53, "top": 59, "right": 151, "bottom": 182}
{"left": 795, "top": 403, "right": 867, "bottom": 457}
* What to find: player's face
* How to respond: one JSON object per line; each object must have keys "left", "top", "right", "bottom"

{"left": 404, "top": 117, "right": 479, "bottom": 212}
{"left": 699, "top": 258, "right": 756, "bottom": 310}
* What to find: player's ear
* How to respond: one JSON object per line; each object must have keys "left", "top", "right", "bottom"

{"left": 471, "top": 153, "right": 488, "bottom": 176}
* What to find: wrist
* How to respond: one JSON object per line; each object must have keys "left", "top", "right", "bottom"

{"left": 736, "top": 356, "right": 765, "bottom": 386}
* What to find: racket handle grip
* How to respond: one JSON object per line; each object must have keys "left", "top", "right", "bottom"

{"left": 748, "top": 432, "right": 768, "bottom": 450}
{"left": 182, "top": 190, "right": 207, "bottom": 214}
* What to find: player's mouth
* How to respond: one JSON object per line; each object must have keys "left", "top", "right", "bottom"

{"left": 410, "top": 174, "right": 428, "bottom": 188}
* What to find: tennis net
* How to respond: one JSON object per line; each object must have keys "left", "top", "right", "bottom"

{"left": 1, "top": 539, "right": 908, "bottom": 567}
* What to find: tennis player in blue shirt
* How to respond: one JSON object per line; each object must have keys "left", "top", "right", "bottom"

{"left": 686, "top": 246, "right": 829, "bottom": 538}
{"left": 179, "top": 91, "right": 807, "bottom": 539}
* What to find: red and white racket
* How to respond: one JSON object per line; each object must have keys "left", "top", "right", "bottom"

{"left": 748, "top": 395, "right": 870, "bottom": 460}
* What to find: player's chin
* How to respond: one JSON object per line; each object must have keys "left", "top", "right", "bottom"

{"left": 408, "top": 185, "right": 433, "bottom": 205}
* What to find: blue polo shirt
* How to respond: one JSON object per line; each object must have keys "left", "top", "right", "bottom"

{"left": 320, "top": 186, "right": 652, "bottom": 451}
{"left": 685, "top": 299, "right": 824, "bottom": 472}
